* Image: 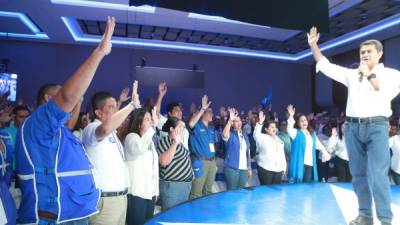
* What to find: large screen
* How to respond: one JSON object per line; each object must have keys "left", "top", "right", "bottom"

{"left": 0, "top": 73, "right": 17, "bottom": 102}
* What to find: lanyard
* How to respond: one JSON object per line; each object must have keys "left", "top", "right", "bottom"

{"left": 112, "top": 132, "right": 125, "bottom": 161}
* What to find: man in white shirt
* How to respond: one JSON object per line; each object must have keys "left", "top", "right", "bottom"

{"left": 155, "top": 82, "right": 189, "bottom": 148}
{"left": 82, "top": 82, "right": 140, "bottom": 225}
{"left": 308, "top": 27, "right": 400, "bottom": 225}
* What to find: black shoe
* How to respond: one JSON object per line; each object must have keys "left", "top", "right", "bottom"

{"left": 349, "top": 216, "right": 373, "bottom": 225}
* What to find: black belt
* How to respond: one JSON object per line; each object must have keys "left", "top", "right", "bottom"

{"left": 346, "top": 116, "right": 388, "bottom": 123}
{"left": 101, "top": 188, "right": 128, "bottom": 197}
{"left": 198, "top": 156, "right": 215, "bottom": 161}
{"left": 38, "top": 211, "right": 57, "bottom": 220}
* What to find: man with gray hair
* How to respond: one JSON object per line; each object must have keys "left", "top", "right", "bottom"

{"left": 307, "top": 27, "right": 400, "bottom": 225}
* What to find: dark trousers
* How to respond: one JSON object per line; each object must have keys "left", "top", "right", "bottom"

{"left": 257, "top": 166, "right": 283, "bottom": 185}
{"left": 303, "top": 165, "right": 314, "bottom": 183}
{"left": 391, "top": 170, "right": 400, "bottom": 185}
{"left": 317, "top": 150, "right": 330, "bottom": 182}
{"left": 336, "top": 157, "right": 352, "bottom": 182}
{"left": 126, "top": 194, "right": 155, "bottom": 225}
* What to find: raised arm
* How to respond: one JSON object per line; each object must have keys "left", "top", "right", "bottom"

{"left": 117, "top": 87, "right": 130, "bottom": 109}
{"left": 155, "top": 82, "right": 167, "bottom": 118}
{"left": 286, "top": 104, "right": 297, "bottom": 139}
{"left": 189, "top": 95, "right": 211, "bottom": 129}
{"left": 54, "top": 16, "right": 115, "bottom": 112}
{"left": 307, "top": 26, "right": 324, "bottom": 63}
{"left": 95, "top": 81, "right": 140, "bottom": 141}
{"left": 308, "top": 27, "right": 351, "bottom": 86}
{"left": 222, "top": 108, "right": 237, "bottom": 141}
{"left": 66, "top": 98, "right": 83, "bottom": 130}
{"left": 253, "top": 110, "right": 266, "bottom": 143}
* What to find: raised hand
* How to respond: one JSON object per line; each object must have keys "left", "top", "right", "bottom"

{"left": 258, "top": 110, "right": 266, "bottom": 124}
{"left": 158, "top": 82, "right": 167, "bottom": 96}
{"left": 228, "top": 107, "right": 238, "bottom": 121}
{"left": 331, "top": 127, "right": 338, "bottom": 137}
{"left": 287, "top": 104, "right": 295, "bottom": 117}
{"left": 97, "top": 16, "right": 115, "bottom": 56}
{"left": 201, "top": 95, "right": 211, "bottom": 110}
{"left": 151, "top": 106, "right": 159, "bottom": 126}
{"left": 171, "top": 127, "right": 182, "bottom": 144}
{"left": 307, "top": 26, "right": 320, "bottom": 47}
{"left": 118, "top": 87, "right": 130, "bottom": 103}
{"left": 131, "top": 80, "right": 141, "bottom": 108}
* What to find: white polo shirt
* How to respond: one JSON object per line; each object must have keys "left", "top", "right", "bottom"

{"left": 316, "top": 57, "right": 400, "bottom": 117}
{"left": 82, "top": 119, "right": 129, "bottom": 192}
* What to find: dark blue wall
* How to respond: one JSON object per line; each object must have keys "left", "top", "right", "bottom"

{"left": 0, "top": 40, "right": 313, "bottom": 117}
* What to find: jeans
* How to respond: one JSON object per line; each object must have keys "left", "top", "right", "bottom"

{"left": 159, "top": 180, "right": 192, "bottom": 211}
{"left": 344, "top": 120, "right": 392, "bottom": 223}
{"left": 224, "top": 167, "right": 248, "bottom": 190}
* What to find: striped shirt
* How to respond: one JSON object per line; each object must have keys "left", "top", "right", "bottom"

{"left": 157, "top": 136, "right": 193, "bottom": 182}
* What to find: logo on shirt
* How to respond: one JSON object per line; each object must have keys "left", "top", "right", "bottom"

{"left": 108, "top": 136, "right": 117, "bottom": 143}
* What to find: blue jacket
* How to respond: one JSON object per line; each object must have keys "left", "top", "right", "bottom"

{"left": 289, "top": 130, "right": 318, "bottom": 183}
{"left": 16, "top": 101, "right": 100, "bottom": 224}
{"left": 223, "top": 131, "right": 251, "bottom": 170}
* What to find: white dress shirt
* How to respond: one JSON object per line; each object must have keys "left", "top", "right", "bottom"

{"left": 316, "top": 57, "right": 400, "bottom": 117}
{"left": 287, "top": 118, "right": 330, "bottom": 166}
{"left": 124, "top": 128, "right": 159, "bottom": 200}
{"left": 82, "top": 119, "right": 129, "bottom": 192}
{"left": 237, "top": 131, "right": 248, "bottom": 170}
{"left": 327, "top": 136, "right": 349, "bottom": 161}
{"left": 253, "top": 123, "right": 287, "bottom": 172}
{"left": 389, "top": 135, "right": 400, "bottom": 174}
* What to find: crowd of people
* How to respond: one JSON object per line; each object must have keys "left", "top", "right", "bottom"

{"left": 0, "top": 18, "right": 399, "bottom": 225}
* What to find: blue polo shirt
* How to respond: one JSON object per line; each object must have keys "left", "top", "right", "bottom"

{"left": 189, "top": 121, "right": 215, "bottom": 158}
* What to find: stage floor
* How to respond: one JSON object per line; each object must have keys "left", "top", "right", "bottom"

{"left": 145, "top": 183, "right": 400, "bottom": 225}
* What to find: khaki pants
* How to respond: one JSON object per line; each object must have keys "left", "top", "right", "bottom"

{"left": 189, "top": 159, "right": 217, "bottom": 200}
{"left": 89, "top": 195, "right": 127, "bottom": 225}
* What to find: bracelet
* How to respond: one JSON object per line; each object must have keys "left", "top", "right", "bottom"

{"left": 367, "top": 73, "right": 376, "bottom": 81}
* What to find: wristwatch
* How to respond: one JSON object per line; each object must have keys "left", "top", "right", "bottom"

{"left": 367, "top": 73, "right": 376, "bottom": 81}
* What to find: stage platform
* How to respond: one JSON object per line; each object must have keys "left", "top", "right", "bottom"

{"left": 145, "top": 183, "right": 400, "bottom": 225}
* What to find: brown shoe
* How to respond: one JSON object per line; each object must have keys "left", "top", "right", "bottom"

{"left": 349, "top": 216, "right": 373, "bottom": 225}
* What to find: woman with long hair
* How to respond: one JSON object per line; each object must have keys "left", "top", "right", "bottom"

{"left": 124, "top": 106, "right": 159, "bottom": 225}
{"left": 287, "top": 104, "right": 330, "bottom": 183}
